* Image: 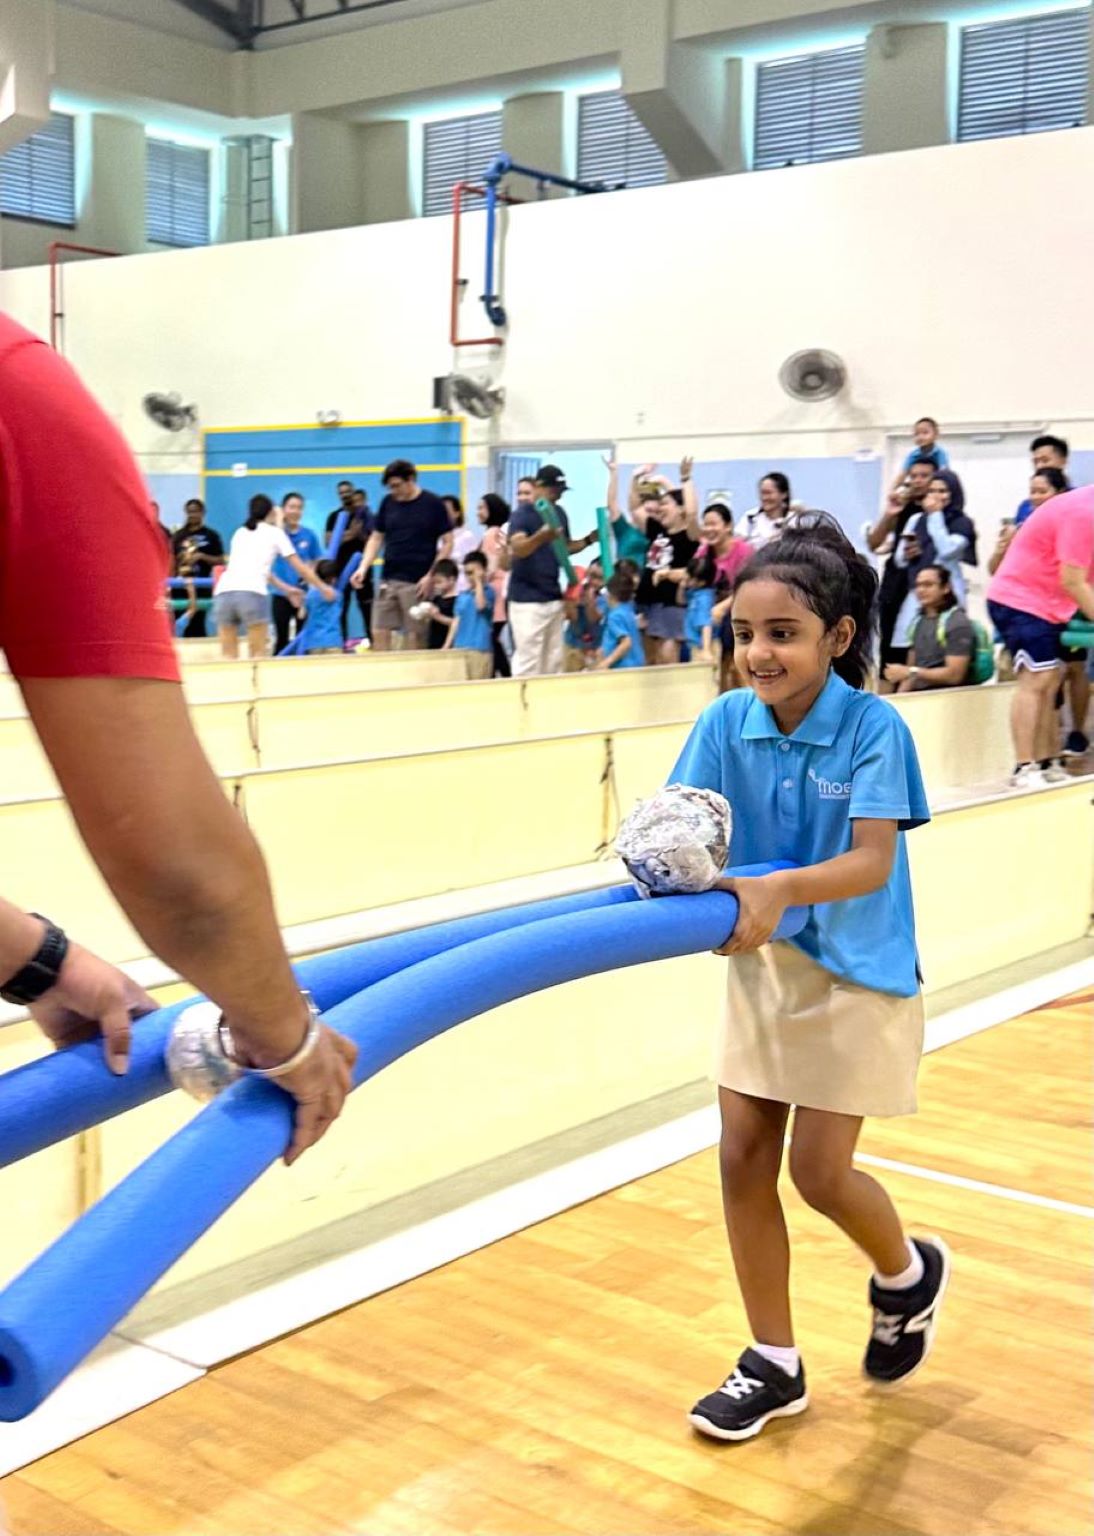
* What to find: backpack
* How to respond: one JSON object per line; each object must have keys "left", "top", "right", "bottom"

{"left": 911, "top": 608, "right": 995, "bottom": 685}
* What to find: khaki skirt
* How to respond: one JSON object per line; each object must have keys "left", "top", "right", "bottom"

{"left": 718, "top": 941, "right": 924, "bottom": 1118}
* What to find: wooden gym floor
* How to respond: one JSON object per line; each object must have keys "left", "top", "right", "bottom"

{"left": 3, "top": 991, "right": 1091, "bottom": 1536}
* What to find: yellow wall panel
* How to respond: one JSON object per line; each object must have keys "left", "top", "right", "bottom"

{"left": 608, "top": 721, "right": 694, "bottom": 823}
{"left": 253, "top": 682, "right": 522, "bottom": 769}
{"left": 0, "top": 717, "right": 60, "bottom": 801}
{"left": 254, "top": 652, "right": 470, "bottom": 698}
{"left": 241, "top": 734, "right": 608, "bottom": 926}
{"left": 911, "top": 783, "right": 1092, "bottom": 991}
{"left": 186, "top": 701, "right": 256, "bottom": 778}
{"left": 181, "top": 662, "right": 255, "bottom": 706}
{"left": 893, "top": 684, "right": 1014, "bottom": 793}
{"left": 520, "top": 665, "right": 712, "bottom": 739}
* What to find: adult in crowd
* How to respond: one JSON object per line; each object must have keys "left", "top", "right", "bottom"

{"left": 883, "top": 566, "right": 975, "bottom": 692}
{"left": 868, "top": 457, "right": 936, "bottom": 668}
{"left": 444, "top": 495, "right": 481, "bottom": 581}
{"left": 333, "top": 489, "right": 375, "bottom": 645}
{"left": 351, "top": 460, "right": 451, "bottom": 650}
{"left": 270, "top": 491, "right": 321, "bottom": 655}
{"left": 884, "top": 470, "right": 977, "bottom": 689}
{"left": 735, "top": 471, "right": 793, "bottom": 548}
{"left": 603, "top": 457, "right": 653, "bottom": 567}
{"left": 0, "top": 313, "right": 355, "bottom": 1164}
{"left": 990, "top": 466, "right": 1089, "bottom": 758}
{"left": 150, "top": 500, "right": 173, "bottom": 558}
{"left": 515, "top": 475, "right": 537, "bottom": 508}
{"left": 214, "top": 495, "right": 334, "bottom": 660}
{"left": 705, "top": 499, "right": 753, "bottom": 692}
{"left": 1018, "top": 435, "right": 1071, "bottom": 526}
{"left": 171, "top": 499, "right": 224, "bottom": 640}
{"left": 987, "top": 485, "right": 1094, "bottom": 789}
{"left": 507, "top": 464, "right": 596, "bottom": 677}
{"left": 634, "top": 488, "right": 700, "bottom": 664}
{"left": 325, "top": 480, "right": 356, "bottom": 540}
{"left": 477, "top": 492, "right": 511, "bottom": 678}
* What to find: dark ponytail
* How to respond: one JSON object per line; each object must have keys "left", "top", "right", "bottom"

{"left": 734, "top": 512, "right": 878, "bottom": 689}
{"left": 245, "top": 494, "right": 274, "bottom": 531}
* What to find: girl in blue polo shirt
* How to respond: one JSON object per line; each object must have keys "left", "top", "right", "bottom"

{"left": 671, "top": 516, "right": 948, "bottom": 1444}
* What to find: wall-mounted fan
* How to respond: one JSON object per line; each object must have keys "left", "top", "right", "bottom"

{"left": 433, "top": 373, "right": 505, "bottom": 420}
{"left": 142, "top": 392, "right": 198, "bottom": 432}
{"left": 778, "top": 349, "right": 847, "bottom": 403}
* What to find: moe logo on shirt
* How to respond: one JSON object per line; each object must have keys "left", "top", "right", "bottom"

{"left": 808, "top": 767, "right": 852, "bottom": 800}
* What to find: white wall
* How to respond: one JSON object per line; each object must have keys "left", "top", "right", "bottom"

{"left": 2, "top": 127, "right": 1093, "bottom": 498}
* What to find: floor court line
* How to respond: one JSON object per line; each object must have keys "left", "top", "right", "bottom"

{"left": 852, "top": 1151, "right": 1094, "bottom": 1220}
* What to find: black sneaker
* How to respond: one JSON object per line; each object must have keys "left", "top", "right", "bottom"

{"left": 864, "top": 1236, "right": 951, "bottom": 1386}
{"left": 1063, "top": 730, "right": 1090, "bottom": 759}
{"left": 689, "top": 1348, "right": 808, "bottom": 1441}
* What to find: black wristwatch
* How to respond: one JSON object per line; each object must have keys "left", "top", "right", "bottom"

{"left": 0, "top": 914, "right": 69, "bottom": 1005}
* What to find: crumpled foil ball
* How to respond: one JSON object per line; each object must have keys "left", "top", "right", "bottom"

{"left": 616, "top": 783, "right": 732, "bottom": 898}
{"left": 165, "top": 1000, "right": 244, "bottom": 1102}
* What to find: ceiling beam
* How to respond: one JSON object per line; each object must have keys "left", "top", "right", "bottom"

{"left": 167, "top": 0, "right": 251, "bottom": 43}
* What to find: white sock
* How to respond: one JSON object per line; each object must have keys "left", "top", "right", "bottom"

{"left": 752, "top": 1341, "right": 801, "bottom": 1377}
{"left": 875, "top": 1239, "right": 924, "bottom": 1291}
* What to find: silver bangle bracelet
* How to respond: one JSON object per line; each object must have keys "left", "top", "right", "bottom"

{"left": 218, "top": 991, "right": 322, "bottom": 1079}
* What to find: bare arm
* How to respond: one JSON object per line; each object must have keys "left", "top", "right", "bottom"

{"left": 436, "top": 532, "right": 454, "bottom": 561}
{"left": 442, "top": 616, "right": 458, "bottom": 651}
{"left": 597, "top": 635, "right": 630, "bottom": 670}
{"left": 1060, "top": 563, "right": 1094, "bottom": 621}
{"left": 350, "top": 531, "right": 383, "bottom": 588}
{"left": 509, "top": 524, "right": 557, "bottom": 560}
{"left": 680, "top": 458, "right": 701, "bottom": 539}
{"left": 604, "top": 456, "right": 621, "bottom": 519}
{"left": 19, "top": 677, "right": 356, "bottom": 1163}
{"left": 713, "top": 819, "right": 897, "bottom": 953}
{"left": 867, "top": 500, "right": 903, "bottom": 553}
{"left": 288, "top": 553, "right": 334, "bottom": 596}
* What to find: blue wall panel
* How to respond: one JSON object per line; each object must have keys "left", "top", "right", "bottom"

{"left": 202, "top": 420, "right": 465, "bottom": 544}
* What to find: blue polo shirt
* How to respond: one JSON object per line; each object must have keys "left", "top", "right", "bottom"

{"left": 902, "top": 444, "right": 949, "bottom": 472}
{"left": 601, "top": 601, "right": 643, "bottom": 668}
{"left": 670, "top": 671, "right": 929, "bottom": 996}
{"left": 298, "top": 586, "right": 342, "bottom": 652}
{"left": 270, "top": 524, "right": 321, "bottom": 590}
{"left": 685, "top": 586, "right": 715, "bottom": 648}
{"left": 452, "top": 588, "right": 492, "bottom": 652}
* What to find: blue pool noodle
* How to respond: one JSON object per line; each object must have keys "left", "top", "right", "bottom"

{"left": 0, "top": 884, "right": 643, "bottom": 1170}
{"left": 0, "top": 878, "right": 805, "bottom": 1419}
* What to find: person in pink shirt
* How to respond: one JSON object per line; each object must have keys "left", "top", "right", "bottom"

{"left": 477, "top": 491, "right": 512, "bottom": 677}
{"left": 987, "top": 486, "right": 1094, "bottom": 789}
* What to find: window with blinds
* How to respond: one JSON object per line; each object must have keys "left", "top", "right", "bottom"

{"left": 577, "top": 90, "right": 668, "bottom": 190}
{"left": 958, "top": 8, "right": 1090, "bottom": 143}
{"left": 147, "top": 138, "right": 211, "bottom": 247}
{"left": 753, "top": 45, "right": 864, "bottom": 171}
{"left": 0, "top": 113, "right": 76, "bottom": 226}
{"left": 422, "top": 111, "right": 504, "bottom": 217}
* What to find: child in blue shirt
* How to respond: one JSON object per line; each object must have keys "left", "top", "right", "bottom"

{"left": 672, "top": 515, "right": 947, "bottom": 1443}
{"left": 596, "top": 572, "right": 643, "bottom": 669}
{"left": 902, "top": 415, "right": 949, "bottom": 473}
{"left": 444, "top": 551, "right": 494, "bottom": 679}
{"left": 684, "top": 552, "right": 717, "bottom": 663}
{"left": 293, "top": 558, "right": 343, "bottom": 653}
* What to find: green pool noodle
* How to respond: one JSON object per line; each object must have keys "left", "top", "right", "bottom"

{"left": 534, "top": 497, "right": 577, "bottom": 583}
{"left": 596, "top": 506, "right": 615, "bottom": 579}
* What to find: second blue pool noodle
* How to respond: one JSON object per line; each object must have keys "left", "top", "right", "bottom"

{"left": 0, "top": 880, "right": 805, "bottom": 1419}
{"left": 0, "top": 884, "right": 640, "bottom": 1169}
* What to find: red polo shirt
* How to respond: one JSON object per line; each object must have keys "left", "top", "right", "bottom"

{"left": 0, "top": 315, "right": 179, "bottom": 681}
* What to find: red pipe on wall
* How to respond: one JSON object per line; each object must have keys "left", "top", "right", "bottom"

{"left": 48, "top": 241, "right": 120, "bottom": 352}
{"left": 450, "top": 181, "right": 521, "bottom": 349}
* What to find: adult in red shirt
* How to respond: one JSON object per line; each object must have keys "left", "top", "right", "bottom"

{"left": 0, "top": 315, "right": 354, "bottom": 1163}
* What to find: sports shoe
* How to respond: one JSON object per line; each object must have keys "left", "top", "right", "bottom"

{"left": 1063, "top": 730, "right": 1090, "bottom": 759}
{"left": 1009, "top": 763, "right": 1048, "bottom": 789}
{"left": 864, "top": 1236, "right": 951, "bottom": 1386}
{"left": 689, "top": 1348, "right": 808, "bottom": 1441}
{"left": 1042, "top": 760, "right": 1070, "bottom": 783}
